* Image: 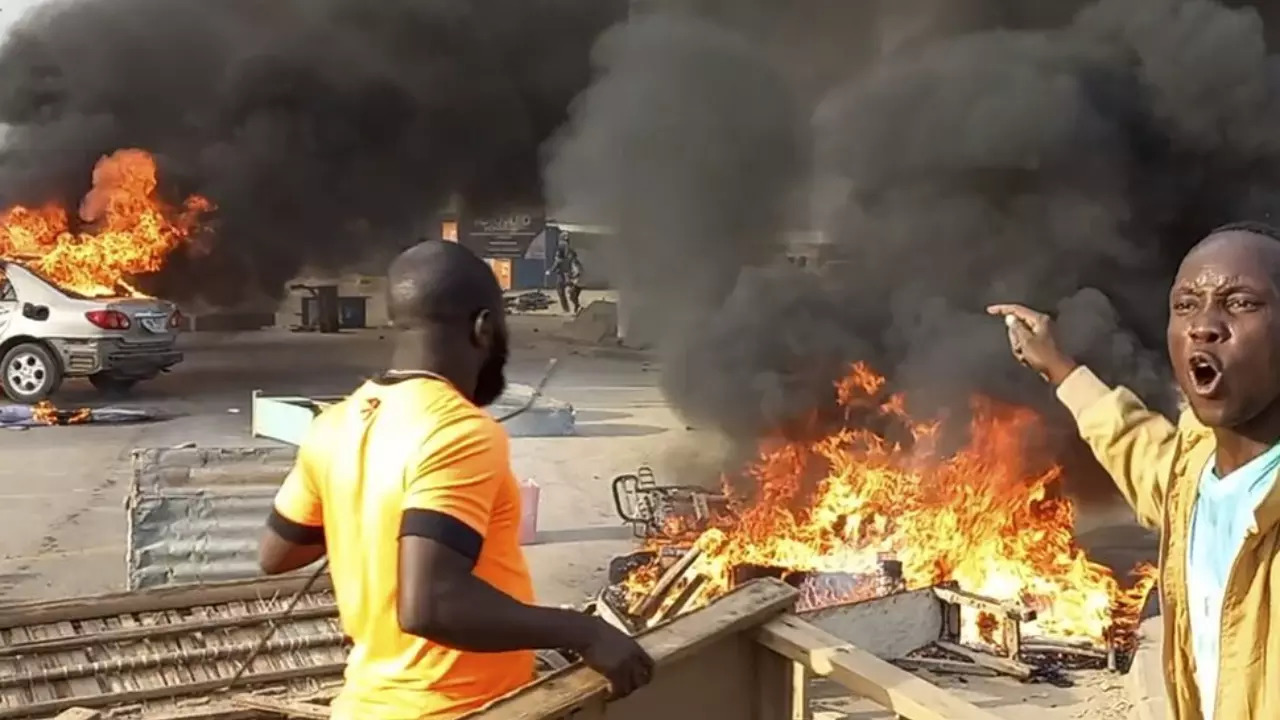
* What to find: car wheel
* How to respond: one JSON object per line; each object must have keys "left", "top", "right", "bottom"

{"left": 1, "top": 342, "right": 63, "bottom": 404}
{"left": 89, "top": 373, "right": 139, "bottom": 397}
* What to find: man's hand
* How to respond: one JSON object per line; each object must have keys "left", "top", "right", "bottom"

{"left": 985, "top": 303, "right": 1079, "bottom": 385}
{"left": 576, "top": 617, "right": 655, "bottom": 700}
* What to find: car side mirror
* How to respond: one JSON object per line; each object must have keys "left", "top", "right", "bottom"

{"left": 21, "top": 303, "right": 49, "bottom": 321}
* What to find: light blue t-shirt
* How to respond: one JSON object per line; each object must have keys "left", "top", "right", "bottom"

{"left": 1186, "top": 443, "right": 1280, "bottom": 720}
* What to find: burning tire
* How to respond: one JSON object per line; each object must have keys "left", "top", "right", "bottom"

{"left": 1, "top": 342, "right": 63, "bottom": 403}
{"left": 88, "top": 373, "right": 138, "bottom": 397}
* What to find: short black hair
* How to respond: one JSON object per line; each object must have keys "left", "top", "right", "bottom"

{"left": 1208, "top": 220, "right": 1280, "bottom": 242}
{"left": 386, "top": 241, "right": 503, "bottom": 328}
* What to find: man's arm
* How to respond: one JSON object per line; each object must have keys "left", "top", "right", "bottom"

{"left": 1055, "top": 365, "right": 1180, "bottom": 529}
{"left": 989, "top": 304, "right": 1179, "bottom": 529}
{"left": 395, "top": 418, "right": 600, "bottom": 651}
{"left": 399, "top": 535, "right": 600, "bottom": 652}
{"left": 259, "top": 437, "right": 327, "bottom": 575}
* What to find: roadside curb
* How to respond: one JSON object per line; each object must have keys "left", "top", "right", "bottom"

{"left": 1126, "top": 616, "right": 1168, "bottom": 720}
{"left": 557, "top": 340, "right": 658, "bottom": 363}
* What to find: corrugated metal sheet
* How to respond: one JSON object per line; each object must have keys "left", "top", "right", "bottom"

{"left": 127, "top": 446, "right": 299, "bottom": 590}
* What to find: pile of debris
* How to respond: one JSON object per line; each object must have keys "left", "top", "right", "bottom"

{"left": 598, "top": 466, "right": 1145, "bottom": 687}
{"left": 0, "top": 401, "right": 161, "bottom": 428}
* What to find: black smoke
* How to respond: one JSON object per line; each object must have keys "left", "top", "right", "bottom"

{"left": 545, "top": 0, "right": 1280, "bottom": 501}
{"left": 0, "top": 0, "right": 623, "bottom": 304}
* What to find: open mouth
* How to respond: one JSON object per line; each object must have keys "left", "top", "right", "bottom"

{"left": 1188, "top": 352, "right": 1224, "bottom": 396}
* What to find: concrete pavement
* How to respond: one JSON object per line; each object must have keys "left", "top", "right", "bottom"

{"left": 0, "top": 319, "right": 687, "bottom": 604}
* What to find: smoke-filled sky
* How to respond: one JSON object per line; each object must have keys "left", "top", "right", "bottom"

{"left": 0, "top": 0, "right": 623, "bottom": 305}
{"left": 5, "top": 0, "right": 1280, "bottom": 501}
{"left": 545, "top": 0, "right": 1280, "bottom": 499}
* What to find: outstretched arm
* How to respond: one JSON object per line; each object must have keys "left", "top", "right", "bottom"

{"left": 988, "top": 304, "right": 1178, "bottom": 528}
{"left": 1054, "top": 365, "right": 1179, "bottom": 528}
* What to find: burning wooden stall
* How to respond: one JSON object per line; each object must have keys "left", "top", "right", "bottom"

{"left": 604, "top": 361, "right": 1160, "bottom": 662}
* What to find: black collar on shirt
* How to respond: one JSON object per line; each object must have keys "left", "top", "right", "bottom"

{"left": 370, "top": 370, "right": 451, "bottom": 386}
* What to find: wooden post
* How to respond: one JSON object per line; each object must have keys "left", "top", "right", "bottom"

{"left": 752, "top": 644, "right": 794, "bottom": 720}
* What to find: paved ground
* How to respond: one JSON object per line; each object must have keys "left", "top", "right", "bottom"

{"left": 0, "top": 312, "right": 691, "bottom": 604}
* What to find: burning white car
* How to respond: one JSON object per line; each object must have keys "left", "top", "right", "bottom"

{"left": 0, "top": 260, "right": 183, "bottom": 403}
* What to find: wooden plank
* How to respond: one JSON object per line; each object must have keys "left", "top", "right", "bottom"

{"left": 52, "top": 709, "right": 101, "bottom": 720}
{"left": 0, "top": 662, "right": 349, "bottom": 720}
{"left": 755, "top": 615, "right": 1003, "bottom": 720}
{"left": 232, "top": 694, "right": 331, "bottom": 719}
{"left": 469, "top": 578, "right": 799, "bottom": 720}
{"left": 931, "top": 586, "right": 1035, "bottom": 623}
{"left": 0, "top": 603, "right": 339, "bottom": 658}
{"left": 934, "top": 640, "right": 1033, "bottom": 680}
{"left": 0, "top": 575, "right": 333, "bottom": 629}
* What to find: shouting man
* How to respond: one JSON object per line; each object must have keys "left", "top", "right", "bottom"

{"left": 989, "top": 221, "right": 1280, "bottom": 719}
{"left": 259, "top": 240, "right": 653, "bottom": 719}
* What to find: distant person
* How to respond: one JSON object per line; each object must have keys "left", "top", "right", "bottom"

{"left": 546, "top": 233, "right": 584, "bottom": 314}
{"left": 258, "top": 240, "right": 653, "bottom": 719}
{"left": 989, "top": 221, "right": 1280, "bottom": 719}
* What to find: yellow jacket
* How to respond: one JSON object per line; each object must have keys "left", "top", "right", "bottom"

{"left": 1058, "top": 367, "right": 1280, "bottom": 719}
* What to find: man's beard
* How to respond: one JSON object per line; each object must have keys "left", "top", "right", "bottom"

{"left": 473, "top": 335, "right": 509, "bottom": 407}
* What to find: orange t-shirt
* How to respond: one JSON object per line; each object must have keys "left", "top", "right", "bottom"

{"left": 273, "top": 377, "right": 535, "bottom": 720}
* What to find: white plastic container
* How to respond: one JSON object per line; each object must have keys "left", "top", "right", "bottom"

{"left": 518, "top": 478, "right": 540, "bottom": 545}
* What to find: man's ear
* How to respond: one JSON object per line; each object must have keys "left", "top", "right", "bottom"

{"left": 472, "top": 309, "right": 494, "bottom": 350}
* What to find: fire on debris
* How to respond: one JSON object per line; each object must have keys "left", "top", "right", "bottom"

{"left": 30, "top": 400, "right": 91, "bottom": 426}
{"left": 0, "top": 149, "right": 212, "bottom": 298}
{"left": 618, "top": 363, "right": 1157, "bottom": 650}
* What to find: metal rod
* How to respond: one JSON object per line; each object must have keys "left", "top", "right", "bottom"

{"left": 893, "top": 657, "right": 999, "bottom": 677}
{"left": 224, "top": 562, "right": 331, "bottom": 688}
{"left": 1020, "top": 641, "right": 1110, "bottom": 661}
{"left": 495, "top": 358, "right": 561, "bottom": 422}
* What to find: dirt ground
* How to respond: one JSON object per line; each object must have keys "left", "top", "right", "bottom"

{"left": 811, "top": 669, "right": 1131, "bottom": 719}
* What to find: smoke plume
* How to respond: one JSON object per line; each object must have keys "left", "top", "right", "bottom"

{"left": 0, "top": 0, "right": 622, "bottom": 304}
{"left": 545, "top": 0, "right": 1280, "bottom": 500}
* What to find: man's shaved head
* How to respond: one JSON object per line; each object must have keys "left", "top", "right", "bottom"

{"left": 387, "top": 240, "right": 504, "bottom": 328}
{"left": 385, "top": 241, "right": 509, "bottom": 406}
{"left": 1183, "top": 222, "right": 1280, "bottom": 280}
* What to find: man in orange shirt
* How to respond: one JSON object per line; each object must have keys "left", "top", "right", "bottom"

{"left": 258, "top": 240, "right": 653, "bottom": 719}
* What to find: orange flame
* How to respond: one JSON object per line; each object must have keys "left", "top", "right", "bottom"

{"left": 30, "top": 400, "right": 91, "bottom": 426}
{"left": 624, "top": 362, "right": 1158, "bottom": 648}
{"left": 0, "top": 149, "right": 212, "bottom": 297}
